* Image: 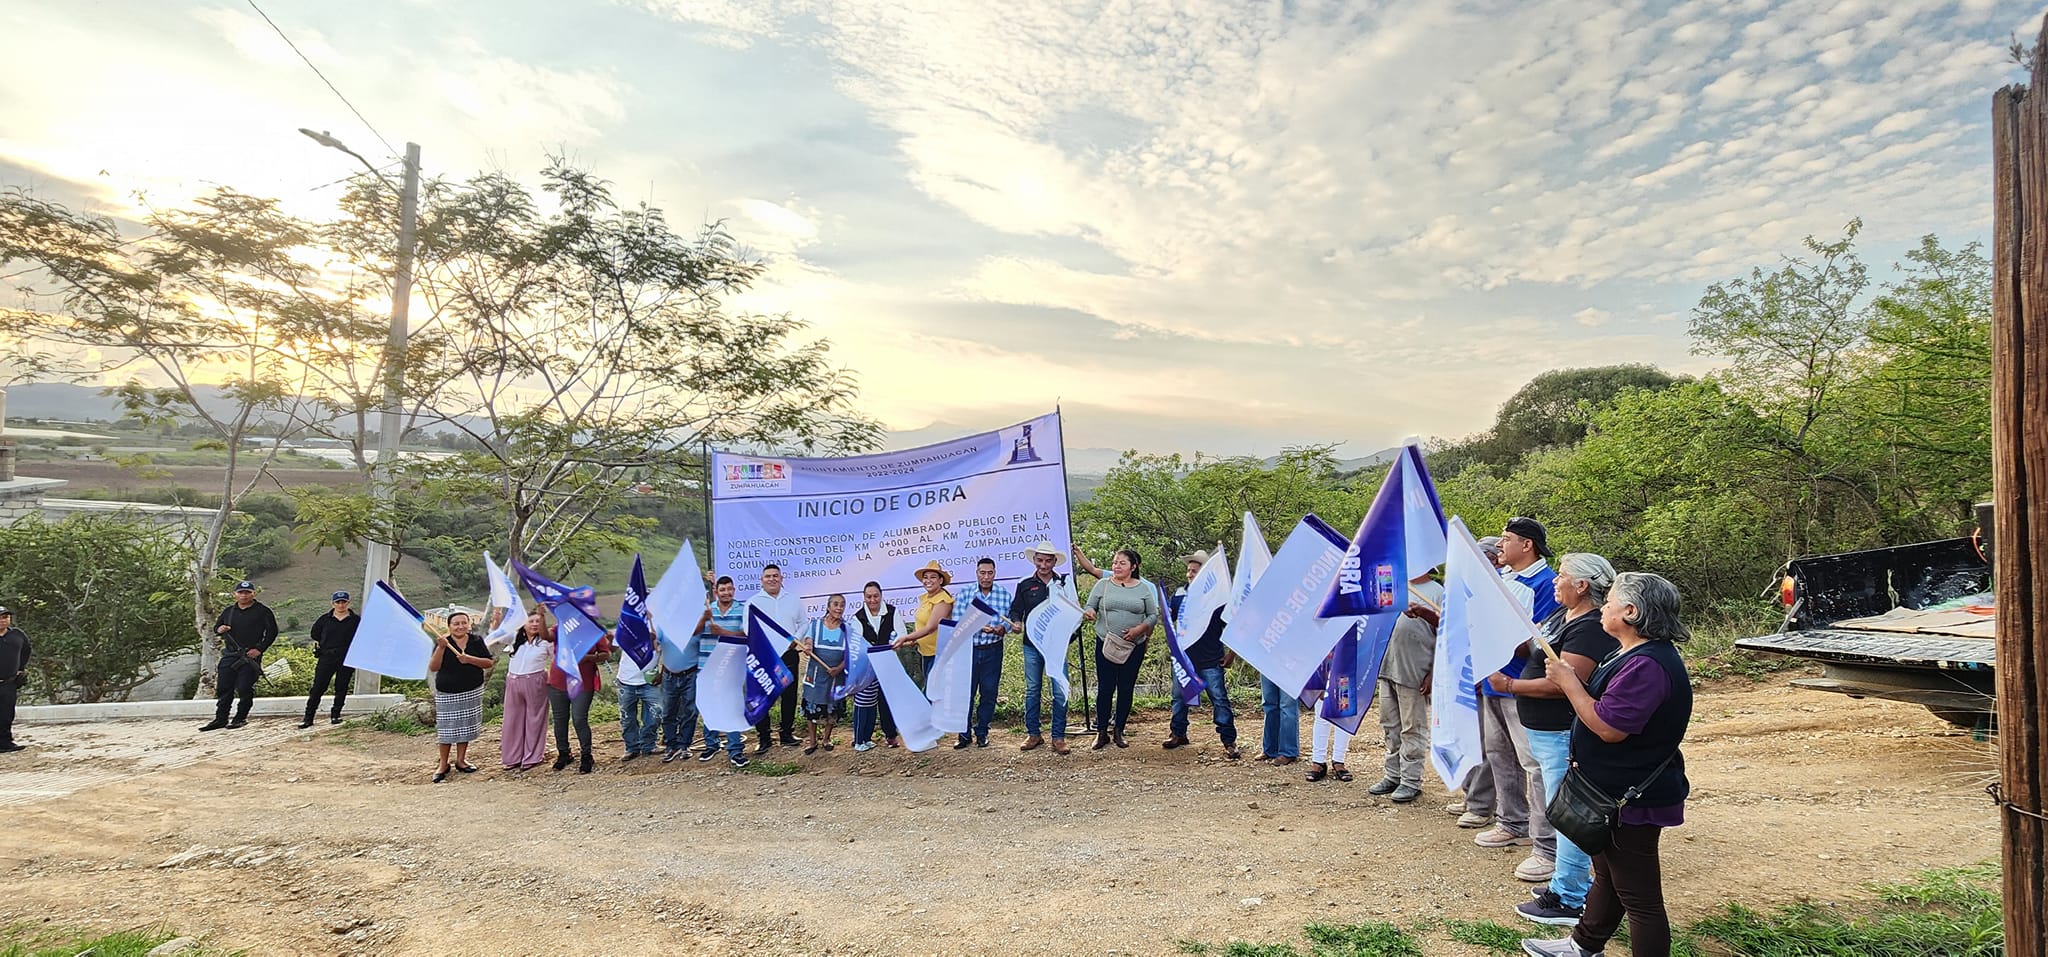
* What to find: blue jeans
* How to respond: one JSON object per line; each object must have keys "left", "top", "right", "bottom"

{"left": 1526, "top": 728, "right": 1592, "bottom": 907}
{"left": 1021, "top": 641, "right": 1068, "bottom": 739}
{"left": 1170, "top": 665, "right": 1237, "bottom": 745}
{"left": 719, "top": 730, "right": 746, "bottom": 759}
{"left": 617, "top": 681, "right": 662, "bottom": 755}
{"left": 1259, "top": 674, "right": 1300, "bottom": 758}
{"left": 960, "top": 643, "right": 1004, "bottom": 743}
{"left": 659, "top": 669, "right": 699, "bottom": 752}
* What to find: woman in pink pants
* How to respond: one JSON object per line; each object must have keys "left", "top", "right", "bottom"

{"left": 500, "top": 611, "right": 554, "bottom": 770}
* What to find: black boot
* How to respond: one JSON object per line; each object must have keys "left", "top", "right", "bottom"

{"left": 578, "top": 752, "right": 594, "bottom": 774}
{"left": 299, "top": 709, "right": 316, "bottom": 729}
{"left": 552, "top": 752, "right": 573, "bottom": 771}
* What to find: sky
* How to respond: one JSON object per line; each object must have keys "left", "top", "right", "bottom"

{"left": 1, "top": 0, "right": 2041, "bottom": 459}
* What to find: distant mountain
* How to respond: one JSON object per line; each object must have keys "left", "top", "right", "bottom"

{"left": 4, "top": 383, "right": 145, "bottom": 423}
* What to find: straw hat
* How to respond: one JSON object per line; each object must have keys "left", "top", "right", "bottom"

{"left": 1020, "top": 540, "right": 1067, "bottom": 566}
{"left": 912, "top": 560, "right": 953, "bottom": 587}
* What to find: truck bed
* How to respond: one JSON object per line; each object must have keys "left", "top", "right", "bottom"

{"left": 1735, "top": 628, "right": 1994, "bottom": 671}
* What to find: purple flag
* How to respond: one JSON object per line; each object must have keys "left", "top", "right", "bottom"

{"left": 510, "top": 556, "right": 602, "bottom": 623}
{"left": 615, "top": 555, "right": 656, "bottom": 669}
{"left": 1319, "top": 444, "right": 1446, "bottom": 620}
{"left": 1159, "top": 584, "right": 1205, "bottom": 705}
{"left": 743, "top": 607, "right": 796, "bottom": 726}
{"left": 550, "top": 601, "right": 609, "bottom": 699}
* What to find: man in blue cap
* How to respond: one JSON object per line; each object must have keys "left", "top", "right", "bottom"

{"left": 302, "top": 590, "right": 360, "bottom": 728}
{"left": 200, "top": 580, "right": 278, "bottom": 731}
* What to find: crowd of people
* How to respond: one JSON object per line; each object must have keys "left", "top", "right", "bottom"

{"left": 112, "top": 517, "right": 1690, "bottom": 957}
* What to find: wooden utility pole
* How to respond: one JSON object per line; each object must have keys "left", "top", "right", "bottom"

{"left": 1991, "top": 18, "right": 2048, "bottom": 956}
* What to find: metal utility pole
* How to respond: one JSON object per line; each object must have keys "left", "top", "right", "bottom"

{"left": 300, "top": 130, "right": 420, "bottom": 698}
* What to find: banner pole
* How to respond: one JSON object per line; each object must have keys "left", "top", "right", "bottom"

{"left": 701, "top": 440, "right": 714, "bottom": 583}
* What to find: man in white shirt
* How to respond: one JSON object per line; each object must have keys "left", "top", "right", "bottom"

{"left": 748, "top": 564, "right": 809, "bottom": 751}
{"left": 615, "top": 641, "right": 662, "bottom": 762}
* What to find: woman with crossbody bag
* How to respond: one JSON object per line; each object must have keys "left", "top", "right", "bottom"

{"left": 1522, "top": 572, "right": 1692, "bottom": 957}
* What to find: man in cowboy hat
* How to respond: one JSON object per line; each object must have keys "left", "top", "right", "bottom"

{"left": 1008, "top": 541, "right": 1072, "bottom": 754}
{"left": 1163, "top": 550, "right": 1241, "bottom": 759}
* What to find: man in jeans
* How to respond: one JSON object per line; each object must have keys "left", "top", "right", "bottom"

{"left": 954, "top": 558, "right": 1012, "bottom": 749}
{"left": 1471, "top": 518, "right": 1562, "bottom": 873}
{"left": 694, "top": 576, "right": 751, "bottom": 768}
{"left": 1008, "top": 541, "right": 1072, "bottom": 755}
{"left": 658, "top": 627, "right": 701, "bottom": 763}
{"left": 1163, "top": 551, "right": 1241, "bottom": 759}
{"left": 615, "top": 642, "right": 662, "bottom": 761}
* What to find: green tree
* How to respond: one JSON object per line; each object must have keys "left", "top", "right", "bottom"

{"left": 305, "top": 161, "right": 880, "bottom": 570}
{"left": 0, "top": 187, "right": 381, "bottom": 695}
{"left": 0, "top": 514, "right": 240, "bottom": 702}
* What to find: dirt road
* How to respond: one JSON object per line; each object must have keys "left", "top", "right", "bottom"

{"left": 0, "top": 683, "right": 1999, "bottom": 955}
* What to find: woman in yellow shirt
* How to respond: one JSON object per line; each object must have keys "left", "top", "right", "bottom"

{"left": 894, "top": 561, "right": 955, "bottom": 688}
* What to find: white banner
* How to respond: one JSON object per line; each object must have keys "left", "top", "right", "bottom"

{"left": 1025, "top": 587, "right": 1082, "bottom": 698}
{"left": 1429, "top": 517, "right": 1541, "bottom": 789}
{"left": 481, "top": 552, "right": 526, "bottom": 649}
{"left": 870, "top": 647, "right": 944, "bottom": 751}
{"left": 698, "top": 640, "right": 752, "bottom": 733}
{"left": 1225, "top": 512, "right": 1271, "bottom": 623}
{"left": 648, "top": 538, "right": 707, "bottom": 658}
{"left": 927, "top": 601, "right": 994, "bottom": 734}
{"left": 710, "top": 412, "right": 1072, "bottom": 617}
{"left": 1218, "top": 516, "right": 1357, "bottom": 698}
{"left": 344, "top": 581, "right": 434, "bottom": 680}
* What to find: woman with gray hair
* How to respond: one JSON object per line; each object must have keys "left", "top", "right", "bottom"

{"left": 1499, "top": 554, "right": 1622, "bottom": 919}
{"left": 1520, "top": 571, "right": 1692, "bottom": 957}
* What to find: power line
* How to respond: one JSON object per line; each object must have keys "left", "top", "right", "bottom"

{"left": 243, "top": 0, "right": 398, "bottom": 158}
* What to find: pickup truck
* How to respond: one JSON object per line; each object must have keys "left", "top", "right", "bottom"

{"left": 1734, "top": 530, "right": 1994, "bottom": 728}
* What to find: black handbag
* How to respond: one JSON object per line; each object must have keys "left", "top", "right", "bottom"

{"left": 1547, "top": 750, "right": 1675, "bottom": 855}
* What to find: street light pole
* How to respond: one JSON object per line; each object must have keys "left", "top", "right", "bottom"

{"left": 355, "top": 142, "right": 421, "bottom": 696}
{"left": 300, "top": 130, "right": 419, "bottom": 699}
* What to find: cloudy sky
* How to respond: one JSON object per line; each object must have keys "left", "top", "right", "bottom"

{"left": 1, "top": 0, "right": 2039, "bottom": 458}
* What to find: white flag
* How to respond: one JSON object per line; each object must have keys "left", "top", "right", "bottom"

{"left": 1218, "top": 516, "right": 1356, "bottom": 698}
{"left": 1180, "top": 546, "right": 1232, "bottom": 639}
{"left": 649, "top": 539, "right": 708, "bottom": 658}
{"left": 1025, "top": 586, "right": 1083, "bottom": 697}
{"left": 1225, "top": 512, "right": 1272, "bottom": 623}
{"left": 482, "top": 552, "right": 526, "bottom": 649}
{"left": 344, "top": 580, "right": 435, "bottom": 680}
{"left": 1429, "top": 517, "right": 1546, "bottom": 789}
{"left": 698, "top": 639, "right": 752, "bottom": 733}
{"left": 926, "top": 600, "right": 993, "bottom": 735}
{"left": 870, "top": 647, "right": 944, "bottom": 751}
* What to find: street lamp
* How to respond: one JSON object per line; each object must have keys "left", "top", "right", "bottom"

{"left": 301, "top": 129, "right": 421, "bottom": 698}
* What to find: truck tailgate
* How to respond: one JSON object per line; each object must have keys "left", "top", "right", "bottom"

{"left": 1735, "top": 629, "right": 1994, "bottom": 671}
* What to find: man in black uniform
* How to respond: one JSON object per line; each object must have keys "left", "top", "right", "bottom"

{"left": 200, "top": 580, "right": 279, "bottom": 731}
{"left": 302, "top": 590, "right": 361, "bottom": 728}
{"left": 0, "top": 605, "right": 29, "bottom": 753}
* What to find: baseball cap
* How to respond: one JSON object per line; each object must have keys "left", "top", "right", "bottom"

{"left": 331, "top": 591, "right": 351, "bottom": 602}
{"left": 0, "top": 606, "right": 11, "bottom": 616}
{"left": 234, "top": 580, "right": 256, "bottom": 592}
{"left": 1503, "top": 516, "right": 1554, "bottom": 559}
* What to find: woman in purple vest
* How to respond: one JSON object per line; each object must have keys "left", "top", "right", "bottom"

{"left": 1521, "top": 572, "right": 1692, "bottom": 957}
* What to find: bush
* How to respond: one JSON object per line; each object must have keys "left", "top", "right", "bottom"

{"left": 253, "top": 645, "right": 320, "bottom": 699}
{"left": 0, "top": 514, "right": 239, "bottom": 703}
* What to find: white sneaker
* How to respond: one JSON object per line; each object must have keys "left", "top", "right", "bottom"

{"left": 1456, "top": 810, "right": 1492, "bottom": 828}
{"left": 1474, "top": 825, "right": 1534, "bottom": 848}
{"left": 1521, "top": 936, "right": 1598, "bottom": 956}
{"left": 1514, "top": 854, "right": 1556, "bottom": 882}
{"left": 853, "top": 741, "right": 875, "bottom": 753}
{"left": 1444, "top": 797, "right": 1468, "bottom": 815}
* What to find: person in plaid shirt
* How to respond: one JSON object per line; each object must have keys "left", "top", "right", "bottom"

{"left": 953, "top": 558, "right": 1013, "bottom": 749}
